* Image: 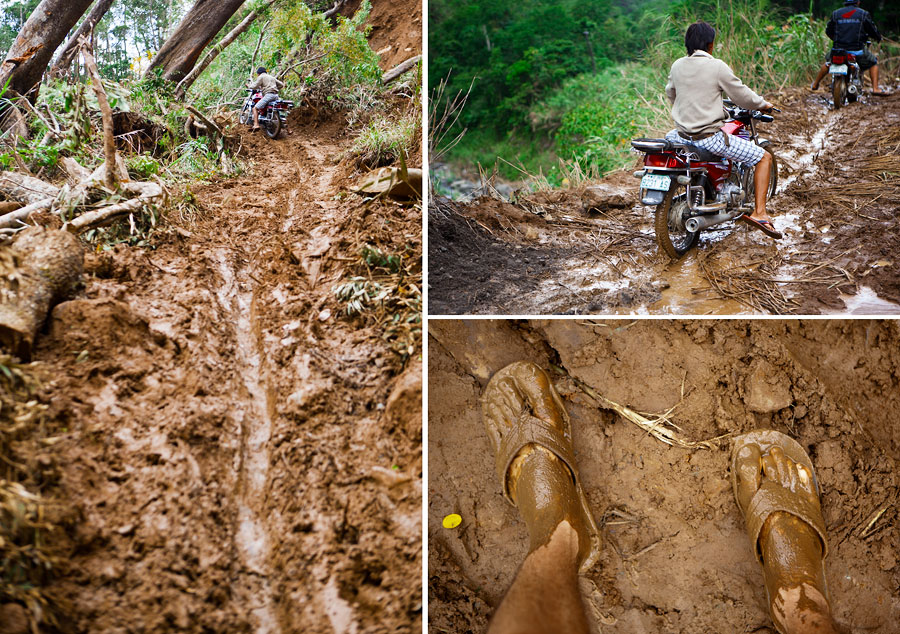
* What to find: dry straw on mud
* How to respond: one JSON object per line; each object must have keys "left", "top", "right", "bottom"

{"left": 0, "top": 355, "right": 62, "bottom": 627}
{"left": 551, "top": 363, "right": 727, "bottom": 450}
{"left": 696, "top": 245, "right": 854, "bottom": 315}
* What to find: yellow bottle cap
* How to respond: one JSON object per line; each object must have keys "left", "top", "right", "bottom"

{"left": 442, "top": 513, "right": 462, "bottom": 529}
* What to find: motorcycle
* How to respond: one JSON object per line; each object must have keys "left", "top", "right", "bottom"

{"left": 239, "top": 89, "right": 294, "bottom": 139}
{"left": 828, "top": 47, "right": 863, "bottom": 110}
{"left": 630, "top": 99, "right": 780, "bottom": 258}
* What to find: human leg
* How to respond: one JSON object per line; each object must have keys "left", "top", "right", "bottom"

{"left": 811, "top": 62, "right": 829, "bottom": 90}
{"left": 733, "top": 431, "right": 841, "bottom": 634}
{"left": 751, "top": 150, "right": 773, "bottom": 222}
{"left": 869, "top": 64, "right": 883, "bottom": 94}
{"left": 481, "top": 361, "right": 600, "bottom": 634}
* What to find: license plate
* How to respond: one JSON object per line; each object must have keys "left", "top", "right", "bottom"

{"left": 829, "top": 64, "right": 847, "bottom": 74}
{"left": 640, "top": 174, "right": 671, "bottom": 191}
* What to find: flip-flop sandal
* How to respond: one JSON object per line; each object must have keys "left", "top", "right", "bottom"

{"left": 482, "top": 361, "right": 602, "bottom": 573}
{"left": 739, "top": 215, "right": 783, "bottom": 239}
{"left": 731, "top": 430, "right": 829, "bottom": 630}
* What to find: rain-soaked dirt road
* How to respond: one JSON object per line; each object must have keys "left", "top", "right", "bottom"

{"left": 429, "top": 86, "right": 900, "bottom": 315}
{"left": 31, "top": 111, "right": 422, "bottom": 632}
{"left": 428, "top": 319, "right": 900, "bottom": 633}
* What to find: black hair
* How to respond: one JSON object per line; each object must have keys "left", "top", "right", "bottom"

{"left": 257, "top": 67, "right": 267, "bottom": 75}
{"left": 685, "top": 21, "right": 716, "bottom": 56}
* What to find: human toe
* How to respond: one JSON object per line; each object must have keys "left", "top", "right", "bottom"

{"left": 735, "top": 444, "right": 762, "bottom": 510}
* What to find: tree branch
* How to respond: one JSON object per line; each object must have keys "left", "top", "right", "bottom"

{"left": 79, "top": 36, "right": 118, "bottom": 190}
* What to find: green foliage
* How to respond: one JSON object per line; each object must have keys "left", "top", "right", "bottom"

{"left": 166, "top": 138, "right": 221, "bottom": 179}
{"left": 191, "top": 0, "right": 382, "bottom": 113}
{"left": 350, "top": 109, "right": 419, "bottom": 167}
{"left": 433, "top": 0, "right": 839, "bottom": 181}
{"left": 334, "top": 242, "right": 422, "bottom": 359}
{"left": 126, "top": 154, "right": 161, "bottom": 179}
{"left": 317, "top": 1, "right": 381, "bottom": 87}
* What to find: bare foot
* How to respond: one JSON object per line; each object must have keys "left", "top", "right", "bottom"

{"left": 734, "top": 435, "right": 839, "bottom": 634}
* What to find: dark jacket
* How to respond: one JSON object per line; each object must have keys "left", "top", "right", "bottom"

{"left": 826, "top": 5, "right": 882, "bottom": 51}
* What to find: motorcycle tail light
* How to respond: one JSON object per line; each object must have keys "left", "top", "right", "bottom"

{"left": 645, "top": 153, "right": 680, "bottom": 168}
{"left": 832, "top": 54, "right": 846, "bottom": 64}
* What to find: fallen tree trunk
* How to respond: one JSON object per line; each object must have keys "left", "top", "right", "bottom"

{"left": 0, "top": 199, "right": 54, "bottom": 230}
{"left": 50, "top": 0, "right": 117, "bottom": 77}
{"left": 68, "top": 187, "right": 161, "bottom": 232}
{"left": 145, "top": 0, "right": 247, "bottom": 83}
{"left": 174, "top": 0, "right": 277, "bottom": 99}
{"left": 382, "top": 55, "right": 422, "bottom": 84}
{"left": 0, "top": 227, "right": 83, "bottom": 359}
{"left": 0, "top": 0, "right": 95, "bottom": 101}
{"left": 0, "top": 172, "right": 60, "bottom": 205}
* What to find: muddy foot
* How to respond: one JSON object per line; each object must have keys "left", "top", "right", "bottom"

{"left": 482, "top": 361, "right": 601, "bottom": 571}
{"left": 733, "top": 431, "right": 839, "bottom": 634}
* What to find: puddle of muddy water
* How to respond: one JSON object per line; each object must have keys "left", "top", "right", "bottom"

{"left": 824, "top": 285, "right": 900, "bottom": 315}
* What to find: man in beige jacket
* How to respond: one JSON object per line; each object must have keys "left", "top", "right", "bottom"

{"left": 665, "top": 21, "right": 780, "bottom": 239}
{"left": 247, "top": 66, "right": 285, "bottom": 132}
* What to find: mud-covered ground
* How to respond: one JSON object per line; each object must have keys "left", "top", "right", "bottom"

{"left": 429, "top": 85, "right": 900, "bottom": 315}
{"left": 428, "top": 319, "right": 900, "bottom": 633}
{"left": 21, "top": 102, "right": 421, "bottom": 631}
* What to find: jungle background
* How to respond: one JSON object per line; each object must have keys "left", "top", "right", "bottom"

{"left": 429, "top": 0, "right": 900, "bottom": 186}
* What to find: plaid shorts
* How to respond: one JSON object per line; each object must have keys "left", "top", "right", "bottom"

{"left": 666, "top": 129, "right": 765, "bottom": 166}
{"left": 254, "top": 92, "right": 279, "bottom": 110}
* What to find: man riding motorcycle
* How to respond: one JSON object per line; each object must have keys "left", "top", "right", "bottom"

{"left": 810, "top": 0, "right": 885, "bottom": 95}
{"left": 247, "top": 66, "right": 285, "bottom": 132}
{"left": 665, "top": 21, "right": 780, "bottom": 239}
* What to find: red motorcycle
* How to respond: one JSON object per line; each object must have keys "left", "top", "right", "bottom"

{"left": 630, "top": 100, "right": 780, "bottom": 258}
{"left": 828, "top": 48, "right": 863, "bottom": 110}
{"left": 239, "top": 89, "right": 294, "bottom": 139}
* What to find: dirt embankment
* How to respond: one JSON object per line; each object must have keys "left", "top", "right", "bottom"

{"left": 428, "top": 319, "right": 900, "bottom": 633}
{"left": 342, "top": 0, "right": 422, "bottom": 71}
{"left": 429, "top": 86, "right": 900, "bottom": 315}
{"left": 19, "top": 105, "right": 421, "bottom": 631}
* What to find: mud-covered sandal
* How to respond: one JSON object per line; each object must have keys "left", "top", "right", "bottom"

{"left": 732, "top": 430, "right": 829, "bottom": 631}
{"left": 739, "top": 215, "right": 783, "bottom": 239}
{"left": 482, "top": 361, "right": 602, "bottom": 573}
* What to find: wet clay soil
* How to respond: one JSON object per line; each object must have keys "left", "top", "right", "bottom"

{"left": 428, "top": 87, "right": 900, "bottom": 315}
{"left": 428, "top": 319, "right": 900, "bottom": 633}
{"left": 30, "top": 109, "right": 421, "bottom": 632}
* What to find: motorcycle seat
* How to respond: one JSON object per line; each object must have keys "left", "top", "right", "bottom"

{"left": 631, "top": 138, "right": 669, "bottom": 153}
{"left": 680, "top": 143, "right": 720, "bottom": 162}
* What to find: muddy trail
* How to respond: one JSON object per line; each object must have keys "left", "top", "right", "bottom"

{"left": 25, "top": 109, "right": 421, "bottom": 633}
{"left": 428, "top": 86, "right": 900, "bottom": 315}
{"left": 428, "top": 319, "right": 900, "bottom": 633}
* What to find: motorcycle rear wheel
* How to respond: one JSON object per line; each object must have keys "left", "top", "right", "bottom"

{"left": 655, "top": 186, "right": 699, "bottom": 259}
{"left": 832, "top": 76, "right": 846, "bottom": 109}
{"left": 263, "top": 112, "right": 281, "bottom": 139}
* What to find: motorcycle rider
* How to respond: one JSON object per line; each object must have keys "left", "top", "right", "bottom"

{"left": 665, "top": 21, "right": 780, "bottom": 239}
{"left": 247, "top": 66, "right": 285, "bottom": 131}
{"left": 810, "top": 0, "right": 884, "bottom": 95}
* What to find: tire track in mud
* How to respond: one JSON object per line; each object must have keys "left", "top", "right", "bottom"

{"left": 212, "top": 249, "right": 280, "bottom": 634}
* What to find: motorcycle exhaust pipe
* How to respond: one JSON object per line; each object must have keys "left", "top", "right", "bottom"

{"left": 684, "top": 209, "right": 743, "bottom": 233}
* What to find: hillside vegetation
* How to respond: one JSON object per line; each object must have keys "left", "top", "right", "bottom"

{"left": 430, "top": 0, "right": 899, "bottom": 183}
